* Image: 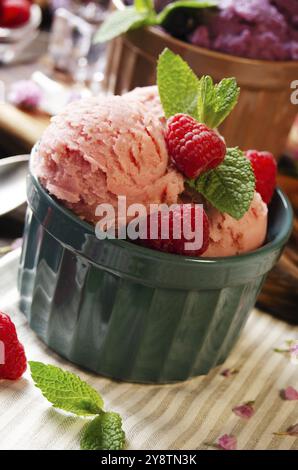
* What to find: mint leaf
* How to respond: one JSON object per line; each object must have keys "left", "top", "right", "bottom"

{"left": 157, "top": 50, "right": 239, "bottom": 127}
{"left": 196, "top": 75, "right": 215, "bottom": 126}
{"left": 134, "top": 0, "right": 154, "bottom": 12}
{"left": 81, "top": 412, "right": 125, "bottom": 450}
{"left": 212, "top": 78, "right": 240, "bottom": 127}
{"left": 157, "top": 48, "right": 200, "bottom": 119}
{"left": 197, "top": 76, "right": 240, "bottom": 128}
{"left": 29, "top": 361, "right": 104, "bottom": 416}
{"left": 94, "top": 7, "right": 151, "bottom": 44}
{"left": 188, "top": 148, "right": 255, "bottom": 220}
{"left": 156, "top": 0, "right": 217, "bottom": 25}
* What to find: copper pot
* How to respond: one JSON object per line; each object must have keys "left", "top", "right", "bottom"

{"left": 105, "top": 9, "right": 298, "bottom": 157}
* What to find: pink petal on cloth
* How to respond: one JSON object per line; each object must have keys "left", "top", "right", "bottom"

{"left": 232, "top": 402, "right": 255, "bottom": 419}
{"left": 221, "top": 368, "right": 239, "bottom": 377}
{"left": 281, "top": 387, "right": 298, "bottom": 401}
{"left": 274, "top": 424, "right": 298, "bottom": 437}
{"left": 217, "top": 434, "right": 237, "bottom": 450}
{"left": 287, "top": 424, "right": 298, "bottom": 436}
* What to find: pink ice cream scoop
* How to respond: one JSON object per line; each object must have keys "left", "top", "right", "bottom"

{"left": 34, "top": 93, "right": 184, "bottom": 224}
{"left": 125, "top": 86, "right": 164, "bottom": 121}
{"left": 203, "top": 192, "right": 268, "bottom": 257}
{"left": 35, "top": 86, "right": 268, "bottom": 258}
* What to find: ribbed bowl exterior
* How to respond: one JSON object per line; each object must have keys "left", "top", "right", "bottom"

{"left": 18, "top": 172, "right": 293, "bottom": 383}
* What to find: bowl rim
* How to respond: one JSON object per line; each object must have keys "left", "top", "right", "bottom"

{"left": 113, "top": 0, "right": 298, "bottom": 68}
{"left": 29, "top": 164, "right": 294, "bottom": 268}
{"left": 143, "top": 26, "right": 298, "bottom": 68}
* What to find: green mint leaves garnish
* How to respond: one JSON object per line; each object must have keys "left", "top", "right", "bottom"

{"left": 157, "top": 49, "right": 239, "bottom": 127}
{"left": 93, "top": 7, "right": 151, "bottom": 44}
{"left": 188, "top": 148, "right": 255, "bottom": 220}
{"left": 94, "top": 0, "right": 217, "bottom": 44}
{"left": 197, "top": 76, "right": 240, "bottom": 128}
{"left": 158, "top": 50, "right": 252, "bottom": 219}
{"left": 29, "top": 361, "right": 125, "bottom": 450}
{"left": 157, "top": 48, "right": 200, "bottom": 119}
{"left": 81, "top": 412, "right": 125, "bottom": 450}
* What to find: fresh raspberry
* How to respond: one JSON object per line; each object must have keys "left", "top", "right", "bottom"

{"left": 0, "top": 0, "right": 31, "bottom": 28}
{"left": 246, "top": 150, "right": 277, "bottom": 204}
{"left": 165, "top": 114, "right": 226, "bottom": 179}
{"left": 138, "top": 204, "right": 210, "bottom": 257}
{"left": 0, "top": 312, "right": 27, "bottom": 380}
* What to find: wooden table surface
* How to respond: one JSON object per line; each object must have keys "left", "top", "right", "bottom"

{"left": 0, "top": 32, "right": 50, "bottom": 155}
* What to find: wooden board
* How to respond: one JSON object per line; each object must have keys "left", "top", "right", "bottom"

{"left": 259, "top": 175, "right": 298, "bottom": 324}
{"left": 0, "top": 103, "right": 49, "bottom": 151}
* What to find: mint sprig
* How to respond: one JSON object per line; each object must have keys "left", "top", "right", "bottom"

{"left": 81, "top": 412, "right": 125, "bottom": 450}
{"left": 93, "top": 7, "right": 151, "bottom": 44}
{"left": 29, "top": 361, "right": 125, "bottom": 451}
{"left": 157, "top": 48, "right": 200, "bottom": 119}
{"left": 197, "top": 76, "right": 240, "bottom": 128}
{"left": 94, "top": 0, "right": 217, "bottom": 44}
{"left": 188, "top": 148, "right": 255, "bottom": 220}
{"left": 157, "top": 49, "right": 239, "bottom": 127}
{"left": 157, "top": 50, "right": 252, "bottom": 219}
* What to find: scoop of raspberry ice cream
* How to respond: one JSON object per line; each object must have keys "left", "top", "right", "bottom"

{"left": 125, "top": 86, "right": 164, "bottom": 122}
{"left": 33, "top": 94, "right": 184, "bottom": 224}
{"left": 203, "top": 192, "right": 268, "bottom": 257}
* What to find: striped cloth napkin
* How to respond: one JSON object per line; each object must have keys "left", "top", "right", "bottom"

{"left": 0, "top": 249, "right": 297, "bottom": 450}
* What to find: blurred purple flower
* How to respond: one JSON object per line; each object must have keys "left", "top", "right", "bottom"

{"left": 50, "top": 0, "right": 71, "bottom": 12}
{"left": 8, "top": 80, "right": 42, "bottom": 110}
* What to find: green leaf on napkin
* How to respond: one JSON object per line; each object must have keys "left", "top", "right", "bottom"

{"left": 157, "top": 48, "right": 200, "bottom": 119}
{"left": 29, "top": 361, "right": 104, "bottom": 416}
{"left": 81, "top": 412, "right": 126, "bottom": 450}
{"left": 188, "top": 148, "right": 255, "bottom": 220}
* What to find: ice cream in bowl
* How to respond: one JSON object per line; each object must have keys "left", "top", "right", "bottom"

{"left": 19, "top": 49, "right": 293, "bottom": 383}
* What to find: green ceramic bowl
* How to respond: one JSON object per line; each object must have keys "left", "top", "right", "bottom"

{"left": 18, "top": 169, "right": 293, "bottom": 383}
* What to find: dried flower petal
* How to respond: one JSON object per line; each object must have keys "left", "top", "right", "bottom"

{"left": 281, "top": 386, "right": 298, "bottom": 401}
{"left": 8, "top": 80, "right": 42, "bottom": 110}
{"left": 220, "top": 368, "right": 239, "bottom": 377}
{"left": 217, "top": 434, "right": 237, "bottom": 450}
{"left": 274, "top": 424, "right": 298, "bottom": 437}
{"left": 232, "top": 401, "right": 255, "bottom": 419}
{"left": 287, "top": 424, "right": 298, "bottom": 436}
